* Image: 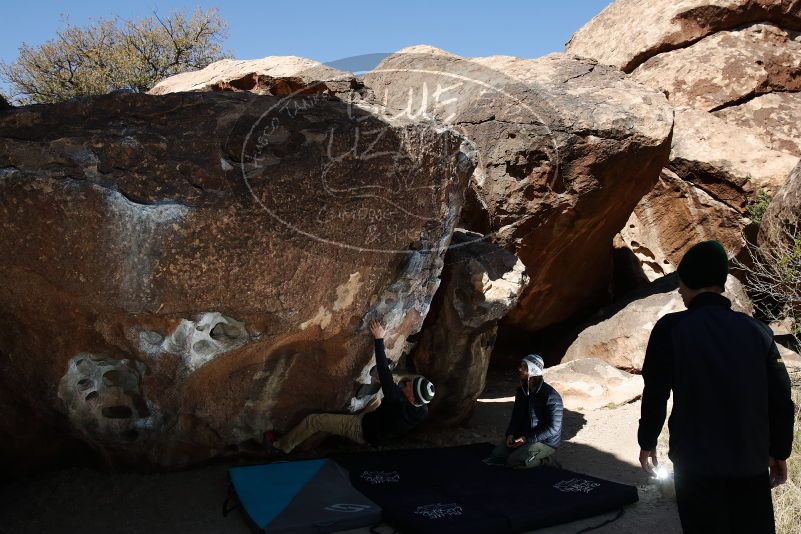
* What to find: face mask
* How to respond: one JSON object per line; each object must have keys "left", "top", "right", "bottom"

{"left": 521, "top": 375, "right": 543, "bottom": 395}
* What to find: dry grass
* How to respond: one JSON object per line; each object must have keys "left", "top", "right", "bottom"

{"left": 775, "top": 387, "right": 801, "bottom": 534}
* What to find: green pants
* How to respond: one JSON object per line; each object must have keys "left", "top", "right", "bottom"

{"left": 278, "top": 396, "right": 381, "bottom": 453}
{"left": 487, "top": 440, "right": 556, "bottom": 469}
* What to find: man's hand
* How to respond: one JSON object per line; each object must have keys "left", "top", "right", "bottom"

{"left": 639, "top": 449, "right": 658, "bottom": 476}
{"left": 369, "top": 319, "right": 385, "bottom": 340}
{"left": 506, "top": 435, "right": 525, "bottom": 449}
{"left": 769, "top": 457, "right": 788, "bottom": 488}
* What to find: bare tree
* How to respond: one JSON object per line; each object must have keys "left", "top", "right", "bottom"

{"left": 735, "top": 224, "right": 801, "bottom": 346}
{"left": 1, "top": 8, "right": 230, "bottom": 104}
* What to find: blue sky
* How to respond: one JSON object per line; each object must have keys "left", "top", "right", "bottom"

{"left": 1, "top": 0, "right": 610, "bottom": 96}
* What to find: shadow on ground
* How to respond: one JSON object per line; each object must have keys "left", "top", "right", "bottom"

{"left": 0, "top": 368, "right": 680, "bottom": 534}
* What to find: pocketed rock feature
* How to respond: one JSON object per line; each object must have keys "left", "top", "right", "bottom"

{"left": 362, "top": 45, "right": 673, "bottom": 331}
{"left": 0, "top": 89, "right": 475, "bottom": 470}
{"left": 618, "top": 169, "right": 747, "bottom": 281}
{"left": 409, "top": 229, "right": 528, "bottom": 425}
{"left": 57, "top": 354, "right": 160, "bottom": 446}
{"left": 151, "top": 312, "right": 250, "bottom": 372}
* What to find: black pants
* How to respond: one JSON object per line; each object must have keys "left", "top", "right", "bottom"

{"left": 674, "top": 469, "right": 775, "bottom": 534}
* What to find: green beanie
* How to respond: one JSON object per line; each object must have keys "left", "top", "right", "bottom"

{"left": 677, "top": 240, "right": 729, "bottom": 290}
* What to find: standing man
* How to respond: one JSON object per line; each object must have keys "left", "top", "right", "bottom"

{"left": 638, "top": 240, "right": 795, "bottom": 533}
{"left": 268, "top": 319, "right": 434, "bottom": 453}
{"left": 484, "top": 354, "right": 563, "bottom": 469}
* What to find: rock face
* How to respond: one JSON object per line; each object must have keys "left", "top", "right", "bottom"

{"left": 150, "top": 48, "right": 674, "bottom": 333}
{"left": 779, "top": 344, "right": 801, "bottom": 368}
{"left": 361, "top": 46, "right": 674, "bottom": 331}
{"left": 148, "top": 56, "right": 357, "bottom": 96}
{"left": 667, "top": 107, "right": 796, "bottom": 211}
{"left": 714, "top": 92, "right": 801, "bottom": 157}
{"left": 618, "top": 169, "right": 746, "bottom": 281}
{"left": 544, "top": 358, "right": 644, "bottom": 411}
{"left": 566, "top": 0, "right": 801, "bottom": 73}
{"left": 617, "top": 108, "right": 795, "bottom": 279}
{"left": 408, "top": 229, "right": 528, "bottom": 425}
{"left": 631, "top": 24, "right": 801, "bottom": 112}
{"left": 756, "top": 161, "right": 801, "bottom": 313}
{"left": 759, "top": 159, "right": 801, "bottom": 250}
{"left": 563, "top": 274, "right": 752, "bottom": 371}
{"left": 569, "top": 1, "right": 801, "bottom": 282}
{"left": 0, "top": 90, "right": 476, "bottom": 472}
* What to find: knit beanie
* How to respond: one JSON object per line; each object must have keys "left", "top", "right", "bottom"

{"left": 521, "top": 354, "right": 545, "bottom": 377}
{"left": 413, "top": 376, "right": 435, "bottom": 405}
{"left": 677, "top": 240, "right": 729, "bottom": 290}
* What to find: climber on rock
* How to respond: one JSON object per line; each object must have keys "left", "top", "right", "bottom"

{"left": 483, "top": 354, "right": 564, "bottom": 469}
{"left": 265, "top": 319, "right": 434, "bottom": 453}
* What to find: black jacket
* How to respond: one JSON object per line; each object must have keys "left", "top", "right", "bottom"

{"left": 638, "top": 292, "right": 795, "bottom": 477}
{"left": 506, "top": 380, "right": 563, "bottom": 449}
{"left": 361, "top": 339, "right": 428, "bottom": 445}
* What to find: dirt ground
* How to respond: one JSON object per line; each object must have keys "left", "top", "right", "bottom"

{"left": 0, "top": 367, "right": 687, "bottom": 534}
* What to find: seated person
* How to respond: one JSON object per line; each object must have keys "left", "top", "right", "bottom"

{"left": 484, "top": 354, "right": 563, "bottom": 468}
{"left": 267, "top": 319, "right": 434, "bottom": 453}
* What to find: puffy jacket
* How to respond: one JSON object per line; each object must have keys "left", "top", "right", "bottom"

{"left": 506, "top": 380, "right": 563, "bottom": 449}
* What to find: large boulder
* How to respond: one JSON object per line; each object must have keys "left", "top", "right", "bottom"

{"left": 562, "top": 274, "right": 752, "bottom": 371}
{"left": 361, "top": 45, "right": 673, "bottom": 331}
{"left": 0, "top": 90, "right": 476, "bottom": 472}
{"left": 630, "top": 24, "right": 801, "bottom": 112}
{"left": 148, "top": 56, "right": 357, "bottom": 96}
{"left": 566, "top": 0, "right": 801, "bottom": 73}
{"left": 151, "top": 49, "right": 675, "bottom": 331}
{"left": 408, "top": 229, "right": 528, "bottom": 425}
{"left": 759, "top": 159, "right": 801, "bottom": 250}
{"left": 616, "top": 108, "right": 797, "bottom": 279}
{"left": 714, "top": 92, "right": 801, "bottom": 157}
{"left": 544, "top": 358, "right": 644, "bottom": 411}
{"left": 568, "top": 1, "right": 801, "bottom": 283}
{"left": 568, "top": 3, "right": 801, "bottom": 154}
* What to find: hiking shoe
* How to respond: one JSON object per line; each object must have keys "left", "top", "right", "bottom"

{"left": 482, "top": 457, "right": 505, "bottom": 467}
